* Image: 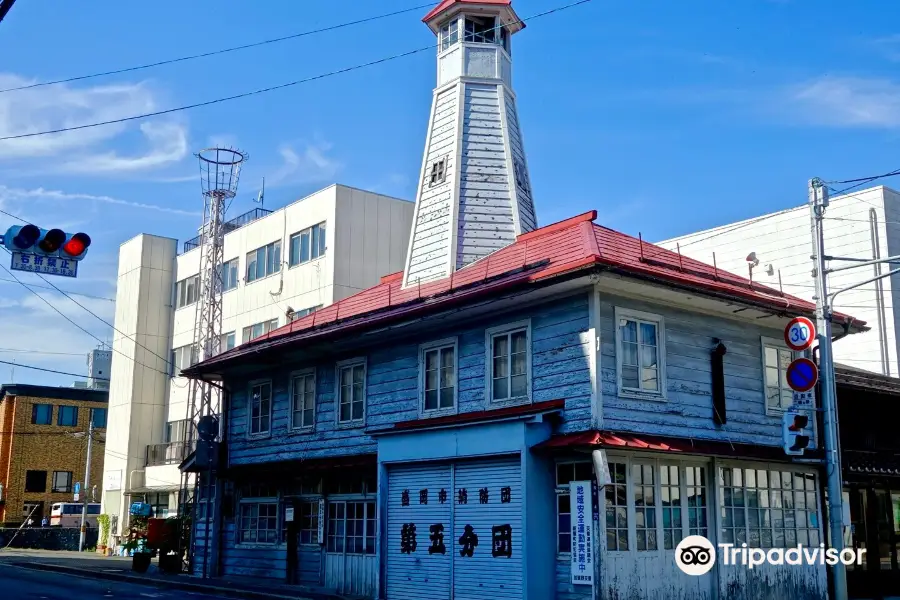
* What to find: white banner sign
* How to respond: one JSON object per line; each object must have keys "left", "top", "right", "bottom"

{"left": 104, "top": 470, "right": 122, "bottom": 491}
{"left": 285, "top": 506, "right": 294, "bottom": 522}
{"left": 570, "top": 480, "right": 594, "bottom": 586}
{"left": 317, "top": 499, "right": 326, "bottom": 544}
{"left": 791, "top": 390, "right": 814, "bottom": 408}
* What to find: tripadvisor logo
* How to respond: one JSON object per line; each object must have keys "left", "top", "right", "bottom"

{"left": 674, "top": 536, "right": 867, "bottom": 576}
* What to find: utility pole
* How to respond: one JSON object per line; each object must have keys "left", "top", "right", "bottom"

{"left": 78, "top": 416, "right": 94, "bottom": 552}
{"left": 808, "top": 178, "right": 847, "bottom": 600}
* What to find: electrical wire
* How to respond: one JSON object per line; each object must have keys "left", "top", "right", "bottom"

{"left": 0, "top": 3, "right": 437, "bottom": 94}
{"left": 0, "top": 276, "right": 115, "bottom": 302}
{"left": 0, "top": 0, "right": 592, "bottom": 142}
{"left": 0, "top": 359, "right": 108, "bottom": 381}
{"left": 0, "top": 348, "right": 87, "bottom": 356}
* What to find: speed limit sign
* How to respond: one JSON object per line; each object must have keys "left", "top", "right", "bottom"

{"left": 784, "top": 316, "right": 816, "bottom": 352}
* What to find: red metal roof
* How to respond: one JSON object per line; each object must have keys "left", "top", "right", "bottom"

{"left": 191, "top": 210, "right": 864, "bottom": 373}
{"left": 535, "top": 430, "right": 799, "bottom": 462}
{"left": 385, "top": 399, "right": 564, "bottom": 433}
{"left": 423, "top": 0, "right": 511, "bottom": 23}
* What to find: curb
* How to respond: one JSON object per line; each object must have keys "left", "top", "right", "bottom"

{"left": 9, "top": 561, "right": 319, "bottom": 600}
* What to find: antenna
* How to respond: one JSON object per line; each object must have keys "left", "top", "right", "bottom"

{"left": 254, "top": 177, "right": 265, "bottom": 210}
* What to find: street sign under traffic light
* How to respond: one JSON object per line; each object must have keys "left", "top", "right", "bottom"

{"left": 2, "top": 225, "right": 91, "bottom": 260}
{"left": 782, "top": 409, "right": 816, "bottom": 456}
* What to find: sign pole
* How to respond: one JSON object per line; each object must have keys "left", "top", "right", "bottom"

{"left": 78, "top": 417, "right": 93, "bottom": 552}
{"left": 809, "top": 179, "right": 847, "bottom": 600}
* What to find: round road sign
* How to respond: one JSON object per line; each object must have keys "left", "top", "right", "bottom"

{"left": 784, "top": 316, "right": 816, "bottom": 352}
{"left": 786, "top": 358, "right": 818, "bottom": 393}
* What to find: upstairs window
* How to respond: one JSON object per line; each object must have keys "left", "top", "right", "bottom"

{"left": 487, "top": 322, "right": 530, "bottom": 403}
{"left": 242, "top": 319, "right": 279, "bottom": 343}
{"left": 291, "top": 370, "right": 316, "bottom": 429}
{"left": 31, "top": 403, "right": 52, "bottom": 425}
{"left": 57, "top": 405, "right": 78, "bottom": 426}
{"left": 52, "top": 471, "right": 73, "bottom": 493}
{"left": 249, "top": 381, "right": 272, "bottom": 436}
{"left": 246, "top": 241, "right": 281, "bottom": 283}
{"left": 762, "top": 338, "right": 795, "bottom": 413}
{"left": 289, "top": 305, "right": 322, "bottom": 322}
{"left": 440, "top": 18, "right": 459, "bottom": 51}
{"left": 172, "top": 344, "right": 198, "bottom": 373}
{"left": 220, "top": 258, "right": 239, "bottom": 292}
{"left": 25, "top": 470, "right": 47, "bottom": 493}
{"left": 429, "top": 158, "right": 448, "bottom": 187}
{"left": 175, "top": 275, "right": 200, "bottom": 309}
{"left": 464, "top": 15, "right": 496, "bottom": 44}
{"left": 422, "top": 340, "right": 456, "bottom": 413}
{"left": 91, "top": 408, "right": 108, "bottom": 428}
{"left": 220, "top": 331, "right": 236, "bottom": 353}
{"left": 615, "top": 308, "right": 666, "bottom": 397}
{"left": 337, "top": 359, "right": 366, "bottom": 425}
{"left": 289, "top": 223, "right": 326, "bottom": 267}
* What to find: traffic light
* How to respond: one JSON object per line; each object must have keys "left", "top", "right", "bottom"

{"left": 2, "top": 225, "right": 91, "bottom": 260}
{"left": 782, "top": 410, "right": 815, "bottom": 456}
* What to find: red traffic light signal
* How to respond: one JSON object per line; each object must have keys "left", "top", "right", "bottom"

{"left": 37, "top": 228, "right": 66, "bottom": 254}
{"left": 787, "top": 414, "right": 808, "bottom": 432}
{"left": 62, "top": 233, "right": 91, "bottom": 259}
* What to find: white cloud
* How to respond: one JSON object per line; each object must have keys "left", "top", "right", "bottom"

{"left": 269, "top": 141, "right": 342, "bottom": 186}
{"left": 0, "top": 185, "right": 201, "bottom": 217}
{"left": 0, "top": 73, "right": 188, "bottom": 175}
{"left": 786, "top": 76, "right": 900, "bottom": 128}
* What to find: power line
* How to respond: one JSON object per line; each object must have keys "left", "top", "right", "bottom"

{"left": 0, "top": 277, "right": 115, "bottom": 302}
{"left": 826, "top": 168, "right": 900, "bottom": 188}
{"left": 0, "top": 3, "right": 436, "bottom": 94}
{"left": 0, "top": 1, "right": 592, "bottom": 143}
{"left": 0, "top": 359, "right": 108, "bottom": 381}
{"left": 0, "top": 348, "right": 86, "bottom": 356}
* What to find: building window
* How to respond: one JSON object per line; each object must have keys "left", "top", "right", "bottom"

{"left": 421, "top": 340, "right": 456, "bottom": 412}
{"left": 249, "top": 382, "right": 272, "bottom": 436}
{"left": 686, "top": 465, "right": 709, "bottom": 538}
{"left": 429, "top": 158, "right": 448, "bottom": 187}
{"left": 175, "top": 274, "right": 200, "bottom": 309}
{"left": 440, "top": 18, "right": 459, "bottom": 50}
{"left": 52, "top": 471, "right": 73, "bottom": 493}
{"left": 172, "top": 344, "right": 198, "bottom": 374}
{"left": 242, "top": 319, "right": 279, "bottom": 343}
{"left": 513, "top": 159, "right": 529, "bottom": 194}
{"left": 762, "top": 339, "right": 795, "bottom": 412}
{"left": 31, "top": 403, "right": 52, "bottom": 425}
{"left": 298, "top": 501, "right": 319, "bottom": 545}
{"left": 555, "top": 461, "right": 593, "bottom": 553}
{"left": 633, "top": 463, "right": 657, "bottom": 551}
{"left": 327, "top": 500, "right": 376, "bottom": 555}
{"left": 239, "top": 502, "right": 279, "bottom": 544}
{"left": 291, "top": 370, "right": 316, "bottom": 429}
{"left": 246, "top": 241, "right": 282, "bottom": 283}
{"left": 91, "top": 408, "right": 108, "bottom": 428}
{"left": 289, "top": 305, "right": 322, "bottom": 322}
{"left": 146, "top": 492, "right": 169, "bottom": 518}
{"left": 57, "top": 405, "right": 78, "bottom": 426}
{"left": 616, "top": 308, "right": 666, "bottom": 397}
{"left": 487, "top": 322, "right": 530, "bottom": 402}
{"left": 166, "top": 419, "right": 189, "bottom": 443}
{"left": 23, "top": 502, "right": 42, "bottom": 520}
{"left": 337, "top": 360, "right": 366, "bottom": 424}
{"left": 24, "top": 470, "right": 47, "bottom": 493}
{"left": 289, "top": 222, "right": 326, "bottom": 267}
{"left": 720, "top": 466, "right": 818, "bottom": 548}
{"left": 221, "top": 258, "right": 239, "bottom": 292}
{"left": 220, "top": 331, "right": 236, "bottom": 353}
{"left": 464, "top": 15, "right": 496, "bottom": 43}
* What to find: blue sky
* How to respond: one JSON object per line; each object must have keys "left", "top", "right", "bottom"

{"left": 0, "top": 0, "right": 898, "bottom": 384}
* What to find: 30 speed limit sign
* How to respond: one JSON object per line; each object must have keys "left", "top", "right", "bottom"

{"left": 784, "top": 316, "right": 816, "bottom": 352}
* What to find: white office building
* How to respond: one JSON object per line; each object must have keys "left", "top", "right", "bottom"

{"left": 101, "top": 184, "right": 413, "bottom": 535}
{"left": 660, "top": 185, "right": 900, "bottom": 377}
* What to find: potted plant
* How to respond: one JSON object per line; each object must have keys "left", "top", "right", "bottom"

{"left": 124, "top": 515, "right": 152, "bottom": 573}
{"left": 96, "top": 514, "right": 110, "bottom": 555}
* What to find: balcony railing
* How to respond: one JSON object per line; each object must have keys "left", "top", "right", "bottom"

{"left": 146, "top": 441, "right": 192, "bottom": 467}
{"left": 180, "top": 208, "right": 273, "bottom": 254}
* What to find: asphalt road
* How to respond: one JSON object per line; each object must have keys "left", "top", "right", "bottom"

{"left": 0, "top": 563, "right": 232, "bottom": 599}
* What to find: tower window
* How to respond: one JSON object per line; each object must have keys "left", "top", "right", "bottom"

{"left": 440, "top": 19, "right": 459, "bottom": 51}
{"left": 464, "top": 16, "right": 497, "bottom": 44}
{"left": 514, "top": 160, "right": 530, "bottom": 194}
{"left": 429, "top": 158, "right": 448, "bottom": 187}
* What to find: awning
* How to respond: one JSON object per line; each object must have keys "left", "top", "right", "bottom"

{"left": 125, "top": 484, "right": 181, "bottom": 495}
{"left": 535, "top": 430, "right": 812, "bottom": 462}
{"left": 222, "top": 453, "right": 378, "bottom": 479}
{"left": 844, "top": 450, "right": 900, "bottom": 477}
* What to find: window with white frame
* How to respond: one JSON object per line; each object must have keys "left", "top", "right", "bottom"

{"left": 239, "top": 486, "right": 279, "bottom": 545}
{"left": 220, "top": 258, "right": 239, "bottom": 292}
{"left": 326, "top": 500, "right": 376, "bottom": 555}
{"left": 172, "top": 344, "right": 198, "bottom": 373}
{"left": 246, "top": 241, "right": 282, "bottom": 283}
{"left": 616, "top": 308, "right": 665, "bottom": 396}
{"left": 464, "top": 15, "right": 497, "bottom": 43}
{"left": 242, "top": 319, "right": 279, "bottom": 343}
{"left": 555, "top": 461, "right": 593, "bottom": 553}
{"left": 298, "top": 500, "right": 320, "bottom": 545}
{"left": 291, "top": 370, "right": 316, "bottom": 429}
{"left": 289, "top": 222, "right": 326, "bottom": 267}
{"left": 762, "top": 339, "right": 795, "bottom": 412}
{"left": 289, "top": 305, "right": 322, "bottom": 322}
{"left": 488, "top": 323, "right": 530, "bottom": 402}
{"left": 249, "top": 381, "right": 272, "bottom": 436}
{"left": 220, "top": 331, "right": 236, "bottom": 354}
{"left": 440, "top": 18, "right": 459, "bottom": 50}
{"left": 175, "top": 275, "right": 200, "bottom": 309}
{"left": 429, "top": 157, "right": 448, "bottom": 187}
{"left": 719, "top": 466, "right": 819, "bottom": 548}
{"left": 337, "top": 360, "right": 365, "bottom": 424}
{"left": 422, "top": 340, "right": 456, "bottom": 412}
{"left": 52, "top": 471, "right": 73, "bottom": 493}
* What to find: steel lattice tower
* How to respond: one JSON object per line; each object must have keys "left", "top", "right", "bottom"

{"left": 179, "top": 147, "right": 246, "bottom": 574}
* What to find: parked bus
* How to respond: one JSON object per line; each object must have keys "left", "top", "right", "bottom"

{"left": 49, "top": 503, "right": 100, "bottom": 527}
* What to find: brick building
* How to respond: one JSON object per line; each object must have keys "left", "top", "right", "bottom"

{"left": 0, "top": 384, "right": 108, "bottom": 525}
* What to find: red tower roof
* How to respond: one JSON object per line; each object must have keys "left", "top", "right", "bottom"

{"left": 422, "top": 0, "right": 523, "bottom": 34}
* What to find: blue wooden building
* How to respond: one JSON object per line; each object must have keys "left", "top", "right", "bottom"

{"left": 184, "top": 209, "right": 865, "bottom": 600}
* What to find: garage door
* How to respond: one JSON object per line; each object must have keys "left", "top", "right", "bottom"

{"left": 386, "top": 464, "right": 452, "bottom": 600}
{"left": 386, "top": 458, "right": 523, "bottom": 600}
{"left": 452, "top": 459, "right": 523, "bottom": 600}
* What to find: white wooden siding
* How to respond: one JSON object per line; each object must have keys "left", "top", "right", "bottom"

{"left": 503, "top": 90, "right": 537, "bottom": 232}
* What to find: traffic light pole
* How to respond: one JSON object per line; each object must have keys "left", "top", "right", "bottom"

{"left": 78, "top": 417, "right": 93, "bottom": 553}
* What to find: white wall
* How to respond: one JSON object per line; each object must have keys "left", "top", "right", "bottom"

{"left": 101, "top": 234, "right": 176, "bottom": 531}
{"left": 659, "top": 186, "right": 899, "bottom": 376}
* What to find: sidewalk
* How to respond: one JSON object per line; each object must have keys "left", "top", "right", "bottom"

{"left": 0, "top": 548, "right": 348, "bottom": 600}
